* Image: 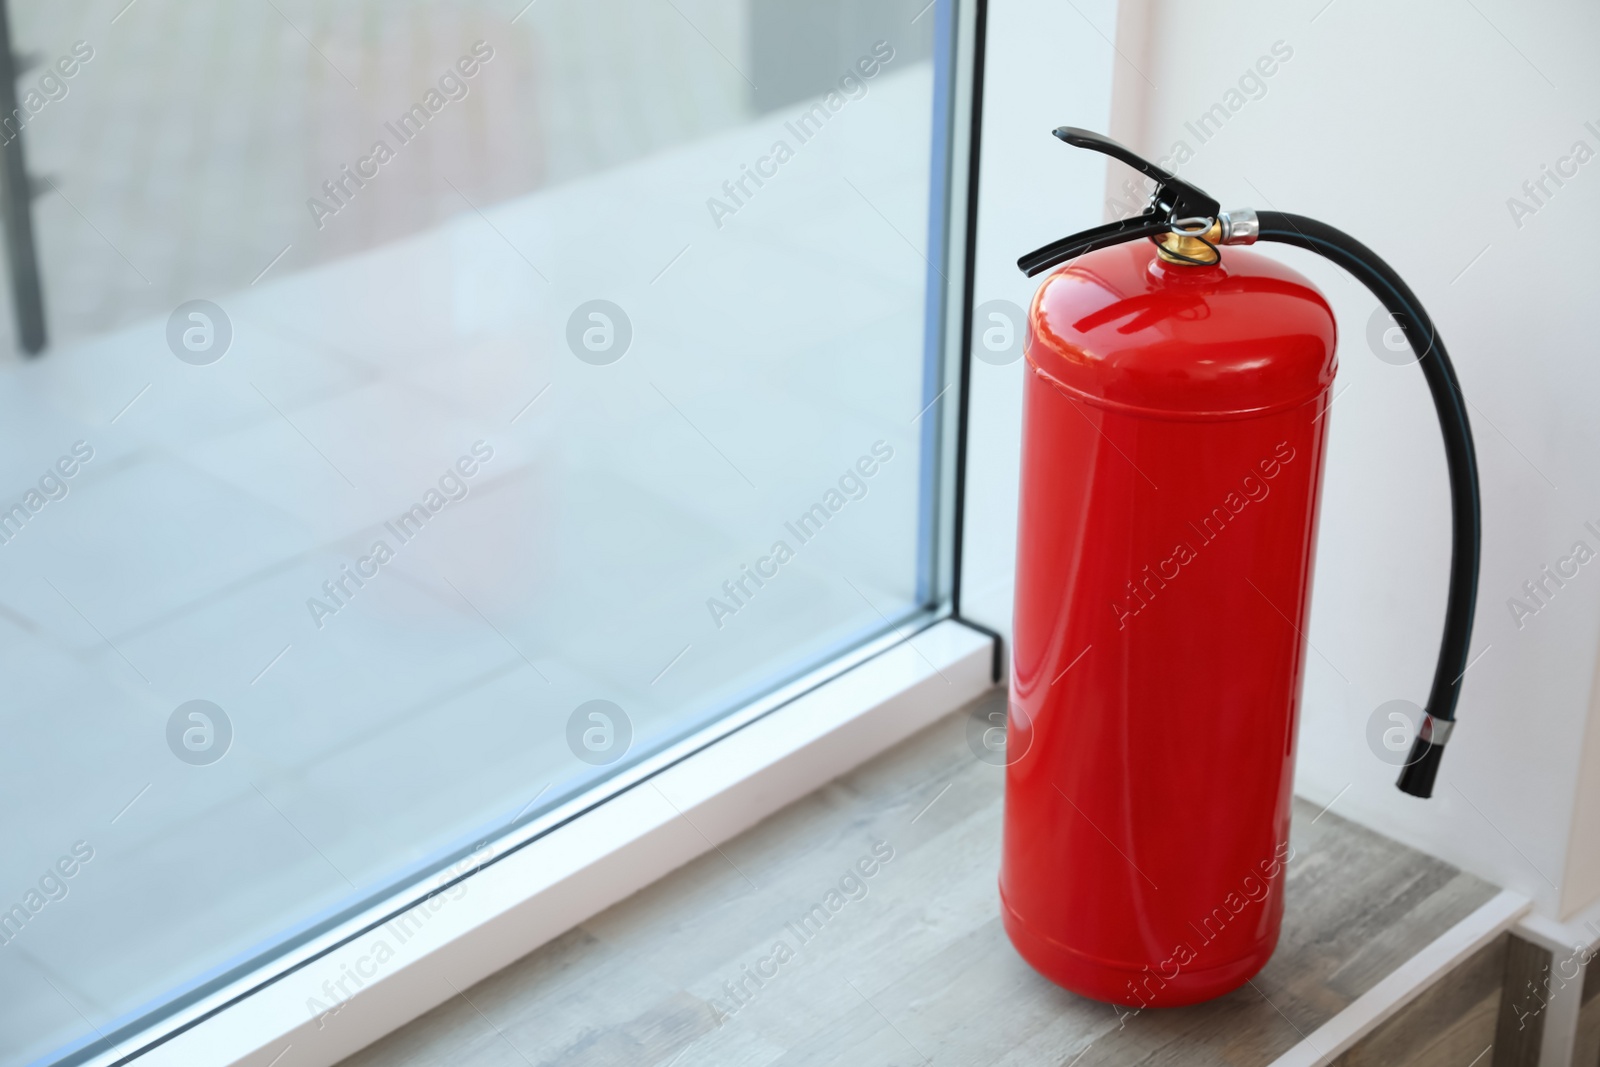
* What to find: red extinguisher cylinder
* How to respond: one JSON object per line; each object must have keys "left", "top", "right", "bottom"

{"left": 1001, "top": 241, "right": 1337, "bottom": 1007}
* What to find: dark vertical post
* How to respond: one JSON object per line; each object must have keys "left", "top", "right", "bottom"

{"left": 0, "top": 0, "right": 46, "bottom": 354}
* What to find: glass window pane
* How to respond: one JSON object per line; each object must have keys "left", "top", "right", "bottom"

{"left": 0, "top": 1, "right": 962, "bottom": 1062}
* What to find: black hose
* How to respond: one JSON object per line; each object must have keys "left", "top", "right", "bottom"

{"left": 1254, "top": 211, "right": 1480, "bottom": 798}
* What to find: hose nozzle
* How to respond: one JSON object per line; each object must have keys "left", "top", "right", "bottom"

{"left": 1396, "top": 715, "right": 1454, "bottom": 798}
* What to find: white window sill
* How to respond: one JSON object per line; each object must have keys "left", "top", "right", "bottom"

{"left": 102, "top": 619, "right": 995, "bottom": 1067}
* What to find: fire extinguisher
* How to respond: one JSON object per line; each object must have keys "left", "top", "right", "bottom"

{"left": 999, "top": 128, "right": 1480, "bottom": 1007}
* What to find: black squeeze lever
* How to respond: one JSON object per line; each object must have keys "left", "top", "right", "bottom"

{"left": 1017, "top": 127, "right": 1222, "bottom": 277}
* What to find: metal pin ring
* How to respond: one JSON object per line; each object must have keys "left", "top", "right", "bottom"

{"left": 1169, "top": 216, "right": 1217, "bottom": 237}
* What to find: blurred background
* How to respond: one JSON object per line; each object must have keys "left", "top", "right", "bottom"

{"left": 0, "top": 1, "right": 952, "bottom": 1064}
{"left": 4, "top": 0, "right": 936, "bottom": 347}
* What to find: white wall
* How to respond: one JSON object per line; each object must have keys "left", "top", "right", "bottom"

{"left": 963, "top": 0, "right": 1600, "bottom": 919}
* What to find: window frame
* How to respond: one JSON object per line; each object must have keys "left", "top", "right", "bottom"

{"left": 50, "top": 0, "right": 994, "bottom": 1062}
{"left": 87, "top": 620, "right": 996, "bottom": 1067}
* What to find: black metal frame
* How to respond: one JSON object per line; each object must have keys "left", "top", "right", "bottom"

{"left": 0, "top": 0, "right": 47, "bottom": 355}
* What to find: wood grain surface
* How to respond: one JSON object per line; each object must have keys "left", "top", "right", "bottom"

{"left": 338, "top": 689, "right": 1499, "bottom": 1067}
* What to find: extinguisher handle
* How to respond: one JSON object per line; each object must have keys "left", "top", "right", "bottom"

{"left": 1017, "top": 129, "right": 1225, "bottom": 277}
{"left": 1254, "top": 211, "right": 1481, "bottom": 800}
{"left": 1017, "top": 213, "right": 1172, "bottom": 277}
{"left": 1051, "top": 127, "right": 1221, "bottom": 223}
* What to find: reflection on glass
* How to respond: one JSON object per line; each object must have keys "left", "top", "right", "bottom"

{"left": 0, "top": 1, "right": 952, "bottom": 1063}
